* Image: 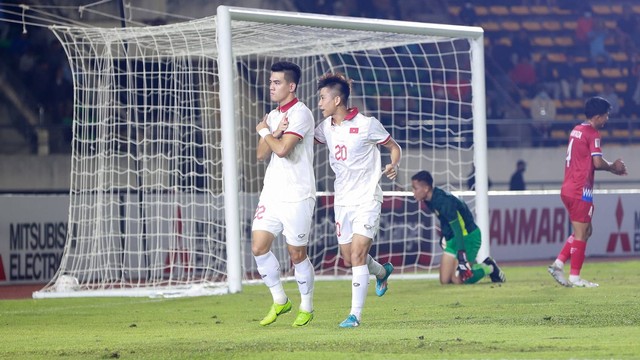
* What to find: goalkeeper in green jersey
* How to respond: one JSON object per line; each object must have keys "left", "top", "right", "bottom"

{"left": 411, "top": 170, "right": 505, "bottom": 285}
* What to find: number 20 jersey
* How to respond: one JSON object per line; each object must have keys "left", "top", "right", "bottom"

{"left": 314, "top": 108, "right": 391, "bottom": 206}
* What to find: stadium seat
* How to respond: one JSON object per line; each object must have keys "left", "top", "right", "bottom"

{"left": 611, "top": 129, "right": 630, "bottom": 139}
{"left": 615, "top": 82, "right": 627, "bottom": 92}
{"left": 510, "top": 6, "right": 530, "bottom": 15}
{"left": 480, "top": 22, "right": 500, "bottom": 31}
{"left": 542, "top": 21, "right": 561, "bottom": 31}
{"left": 554, "top": 36, "right": 573, "bottom": 47}
{"left": 581, "top": 68, "right": 600, "bottom": 78}
{"left": 474, "top": 6, "right": 489, "bottom": 16}
{"left": 530, "top": 6, "right": 550, "bottom": 15}
{"left": 556, "top": 114, "right": 575, "bottom": 121}
{"left": 562, "top": 21, "right": 577, "bottom": 30}
{"left": 563, "top": 99, "right": 583, "bottom": 109}
{"left": 502, "top": 21, "right": 521, "bottom": 31}
{"left": 601, "top": 68, "right": 624, "bottom": 78}
{"left": 592, "top": 5, "right": 612, "bottom": 15}
{"left": 533, "top": 36, "right": 554, "bottom": 47}
{"left": 547, "top": 53, "right": 566, "bottom": 62}
{"left": 448, "top": 6, "right": 460, "bottom": 16}
{"left": 551, "top": 129, "right": 567, "bottom": 139}
{"left": 489, "top": 6, "right": 509, "bottom": 15}
{"left": 522, "top": 21, "right": 542, "bottom": 31}
{"left": 611, "top": 52, "right": 629, "bottom": 62}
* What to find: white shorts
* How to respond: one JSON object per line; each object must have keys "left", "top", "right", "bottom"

{"left": 334, "top": 200, "right": 381, "bottom": 245}
{"left": 251, "top": 197, "right": 315, "bottom": 247}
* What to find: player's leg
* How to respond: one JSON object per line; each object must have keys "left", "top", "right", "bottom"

{"left": 282, "top": 198, "right": 316, "bottom": 326}
{"left": 340, "top": 233, "right": 372, "bottom": 328}
{"left": 356, "top": 201, "right": 394, "bottom": 296}
{"left": 252, "top": 202, "right": 290, "bottom": 326}
{"left": 568, "top": 220, "right": 597, "bottom": 287}
{"left": 460, "top": 229, "right": 496, "bottom": 284}
{"left": 548, "top": 195, "right": 577, "bottom": 286}
{"left": 440, "top": 251, "right": 461, "bottom": 284}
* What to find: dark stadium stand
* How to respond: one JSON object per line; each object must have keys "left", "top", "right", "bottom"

{"left": 449, "top": 1, "right": 640, "bottom": 145}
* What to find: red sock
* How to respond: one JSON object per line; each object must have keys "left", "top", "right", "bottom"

{"left": 569, "top": 239, "right": 587, "bottom": 276}
{"left": 557, "top": 234, "right": 574, "bottom": 263}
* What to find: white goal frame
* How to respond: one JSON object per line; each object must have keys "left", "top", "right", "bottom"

{"left": 217, "top": 7, "right": 489, "bottom": 293}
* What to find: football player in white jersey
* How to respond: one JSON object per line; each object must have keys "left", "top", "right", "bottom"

{"left": 314, "top": 72, "right": 402, "bottom": 328}
{"left": 253, "top": 61, "right": 316, "bottom": 327}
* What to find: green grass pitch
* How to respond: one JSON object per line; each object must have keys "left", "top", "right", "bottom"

{"left": 1, "top": 260, "right": 639, "bottom": 359}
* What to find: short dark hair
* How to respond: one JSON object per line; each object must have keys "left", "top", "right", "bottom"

{"left": 584, "top": 96, "right": 611, "bottom": 119}
{"left": 317, "top": 72, "right": 351, "bottom": 104}
{"left": 411, "top": 170, "right": 433, "bottom": 187}
{"left": 271, "top": 61, "right": 301, "bottom": 86}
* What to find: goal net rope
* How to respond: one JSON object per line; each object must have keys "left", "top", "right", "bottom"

{"left": 34, "top": 7, "right": 487, "bottom": 298}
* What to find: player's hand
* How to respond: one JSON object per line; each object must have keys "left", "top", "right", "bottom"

{"left": 456, "top": 250, "right": 473, "bottom": 282}
{"left": 383, "top": 163, "right": 399, "bottom": 180}
{"left": 273, "top": 116, "right": 289, "bottom": 138}
{"left": 256, "top": 114, "right": 268, "bottom": 132}
{"left": 611, "top": 159, "right": 627, "bottom": 176}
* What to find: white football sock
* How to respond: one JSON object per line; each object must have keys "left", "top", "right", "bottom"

{"left": 350, "top": 265, "right": 369, "bottom": 320}
{"left": 254, "top": 251, "right": 287, "bottom": 304}
{"left": 294, "top": 257, "right": 314, "bottom": 313}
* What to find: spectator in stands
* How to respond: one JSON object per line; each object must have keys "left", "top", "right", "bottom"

{"left": 614, "top": 4, "right": 638, "bottom": 53}
{"left": 509, "top": 54, "right": 537, "bottom": 97}
{"left": 574, "top": 9, "right": 594, "bottom": 56}
{"left": 535, "top": 53, "right": 561, "bottom": 100}
{"left": 621, "top": 53, "right": 640, "bottom": 119}
{"left": 530, "top": 86, "right": 557, "bottom": 145}
{"left": 558, "top": 54, "right": 583, "bottom": 100}
{"left": 513, "top": 31, "right": 532, "bottom": 65}
{"left": 458, "top": 2, "right": 477, "bottom": 26}
{"left": 509, "top": 160, "right": 527, "bottom": 191}
{"left": 598, "top": 83, "right": 620, "bottom": 118}
{"left": 588, "top": 19, "right": 612, "bottom": 67}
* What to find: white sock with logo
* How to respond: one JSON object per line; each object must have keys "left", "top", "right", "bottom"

{"left": 294, "top": 257, "right": 314, "bottom": 313}
{"left": 350, "top": 265, "right": 369, "bottom": 320}
{"left": 254, "top": 251, "right": 287, "bottom": 304}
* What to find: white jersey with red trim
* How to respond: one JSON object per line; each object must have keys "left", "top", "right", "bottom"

{"left": 314, "top": 108, "right": 391, "bottom": 206}
{"left": 260, "top": 98, "right": 316, "bottom": 203}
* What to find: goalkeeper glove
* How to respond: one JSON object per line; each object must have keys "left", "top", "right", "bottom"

{"left": 456, "top": 250, "right": 473, "bottom": 282}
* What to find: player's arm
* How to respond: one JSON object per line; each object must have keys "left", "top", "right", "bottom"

{"left": 593, "top": 156, "right": 627, "bottom": 176}
{"left": 381, "top": 137, "right": 402, "bottom": 180}
{"left": 257, "top": 115, "right": 299, "bottom": 160}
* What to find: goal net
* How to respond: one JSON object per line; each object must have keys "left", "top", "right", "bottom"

{"left": 34, "top": 7, "right": 487, "bottom": 298}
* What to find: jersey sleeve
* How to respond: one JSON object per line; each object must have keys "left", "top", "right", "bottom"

{"left": 588, "top": 129, "right": 603, "bottom": 156}
{"left": 367, "top": 117, "right": 391, "bottom": 144}
{"left": 314, "top": 121, "right": 327, "bottom": 144}
{"left": 285, "top": 107, "right": 313, "bottom": 139}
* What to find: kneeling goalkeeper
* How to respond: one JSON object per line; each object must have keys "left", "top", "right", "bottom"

{"left": 411, "top": 170, "right": 505, "bottom": 285}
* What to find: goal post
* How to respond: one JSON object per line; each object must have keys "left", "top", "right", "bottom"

{"left": 34, "top": 7, "right": 487, "bottom": 298}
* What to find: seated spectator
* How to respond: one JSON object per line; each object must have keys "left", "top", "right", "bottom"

{"left": 509, "top": 54, "right": 536, "bottom": 97}
{"left": 598, "top": 83, "right": 620, "bottom": 118}
{"left": 535, "top": 53, "right": 561, "bottom": 100}
{"left": 557, "top": 54, "right": 583, "bottom": 100}
{"left": 589, "top": 19, "right": 612, "bottom": 67}
{"left": 530, "top": 87, "right": 556, "bottom": 144}
{"left": 615, "top": 4, "right": 638, "bottom": 53}
{"left": 574, "top": 9, "right": 594, "bottom": 56}
{"left": 459, "top": 2, "right": 477, "bottom": 26}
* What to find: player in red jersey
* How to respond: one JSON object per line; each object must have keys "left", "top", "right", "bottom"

{"left": 548, "top": 96, "right": 627, "bottom": 288}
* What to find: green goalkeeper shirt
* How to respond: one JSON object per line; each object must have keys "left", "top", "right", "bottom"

{"left": 425, "top": 187, "right": 478, "bottom": 251}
